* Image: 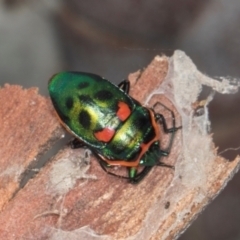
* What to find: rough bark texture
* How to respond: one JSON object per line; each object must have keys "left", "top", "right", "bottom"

{"left": 0, "top": 85, "right": 64, "bottom": 211}
{"left": 0, "top": 52, "right": 239, "bottom": 240}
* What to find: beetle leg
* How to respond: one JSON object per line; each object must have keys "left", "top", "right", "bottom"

{"left": 96, "top": 157, "right": 132, "bottom": 180}
{"left": 153, "top": 102, "right": 181, "bottom": 155}
{"left": 156, "top": 160, "right": 174, "bottom": 169}
{"left": 154, "top": 112, "right": 181, "bottom": 133}
{"left": 130, "top": 166, "right": 153, "bottom": 184}
{"left": 130, "top": 163, "right": 173, "bottom": 184}
{"left": 93, "top": 156, "right": 155, "bottom": 184}
{"left": 153, "top": 102, "right": 181, "bottom": 133}
{"left": 118, "top": 79, "right": 130, "bottom": 94}
{"left": 70, "top": 138, "right": 86, "bottom": 149}
{"left": 128, "top": 167, "right": 137, "bottom": 179}
{"left": 98, "top": 158, "right": 113, "bottom": 169}
{"left": 155, "top": 113, "right": 180, "bottom": 154}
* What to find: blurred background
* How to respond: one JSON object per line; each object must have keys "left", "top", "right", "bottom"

{"left": 0, "top": 0, "right": 240, "bottom": 239}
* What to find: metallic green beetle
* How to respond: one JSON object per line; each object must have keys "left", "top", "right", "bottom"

{"left": 48, "top": 71, "right": 180, "bottom": 184}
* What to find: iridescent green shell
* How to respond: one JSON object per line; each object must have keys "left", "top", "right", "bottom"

{"left": 48, "top": 72, "right": 158, "bottom": 163}
{"left": 48, "top": 72, "right": 134, "bottom": 149}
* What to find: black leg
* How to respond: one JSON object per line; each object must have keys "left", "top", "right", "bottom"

{"left": 153, "top": 102, "right": 181, "bottom": 155}
{"left": 156, "top": 159, "right": 174, "bottom": 169}
{"left": 98, "top": 160, "right": 155, "bottom": 184}
{"left": 70, "top": 138, "right": 86, "bottom": 149}
{"left": 97, "top": 158, "right": 131, "bottom": 180}
{"left": 129, "top": 166, "right": 153, "bottom": 184}
{"left": 118, "top": 79, "right": 130, "bottom": 94}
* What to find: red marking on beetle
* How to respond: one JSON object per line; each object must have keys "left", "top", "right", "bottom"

{"left": 94, "top": 127, "right": 115, "bottom": 142}
{"left": 116, "top": 101, "right": 131, "bottom": 121}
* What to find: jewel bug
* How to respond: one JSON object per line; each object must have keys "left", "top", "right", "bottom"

{"left": 48, "top": 72, "right": 181, "bottom": 184}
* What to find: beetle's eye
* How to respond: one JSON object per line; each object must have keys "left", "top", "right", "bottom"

{"left": 94, "top": 90, "right": 113, "bottom": 101}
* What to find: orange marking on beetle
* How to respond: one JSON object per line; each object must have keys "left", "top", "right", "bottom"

{"left": 116, "top": 101, "right": 131, "bottom": 121}
{"left": 94, "top": 127, "right": 115, "bottom": 142}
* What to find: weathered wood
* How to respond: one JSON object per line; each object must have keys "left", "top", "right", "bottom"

{"left": 0, "top": 85, "right": 64, "bottom": 211}
{"left": 0, "top": 52, "right": 239, "bottom": 240}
